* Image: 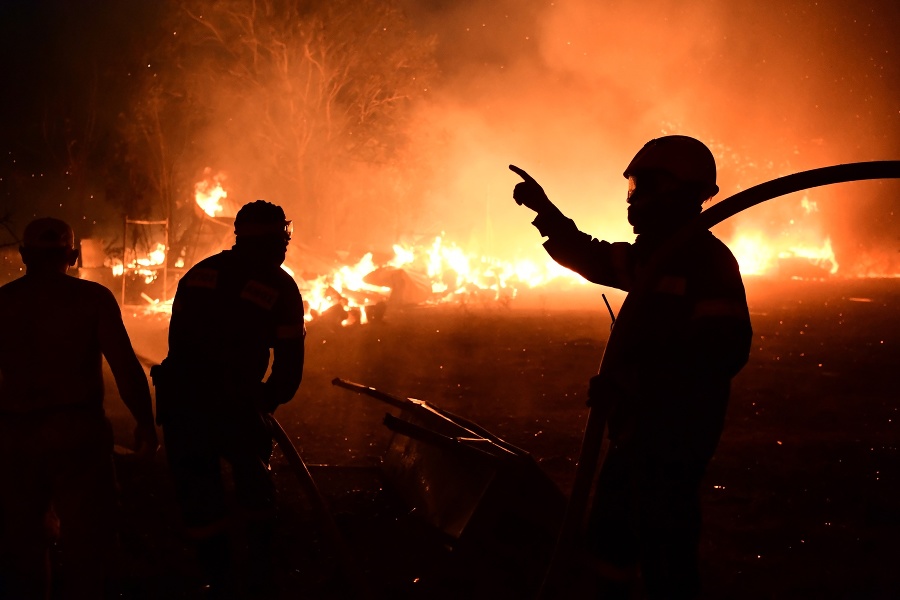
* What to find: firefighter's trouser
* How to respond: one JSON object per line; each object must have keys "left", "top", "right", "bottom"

{"left": 586, "top": 441, "right": 709, "bottom": 600}
{"left": 163, "top": 405, "right": 276, "bottom": 593}
{"left": 162, "top": 405, "right": 275, "bottom": 532}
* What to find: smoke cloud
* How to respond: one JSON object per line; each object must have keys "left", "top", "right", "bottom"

{"left": 1, "top": 0, "right": 896, "bottom": 276}
{"left": 399, "top": 0, "right": 900, "bottom": 273}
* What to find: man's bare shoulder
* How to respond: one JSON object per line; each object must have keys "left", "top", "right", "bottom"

{"left": 12, "top": 273, "right": 119, "bottom": 304}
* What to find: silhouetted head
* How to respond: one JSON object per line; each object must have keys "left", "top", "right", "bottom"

{"left": 19, "top": 217, "right": 79, "bottom": 273}
{"left": 623, "top": 135, "right": 719, "bottom": 235}
{"left": 233, "top": 200, "right": 292, "bottom": 267}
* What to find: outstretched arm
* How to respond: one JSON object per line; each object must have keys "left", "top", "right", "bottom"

{"left": 510, "top": 164, "right": 633, "bottom": 290}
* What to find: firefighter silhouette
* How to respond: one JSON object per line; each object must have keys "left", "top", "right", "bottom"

{"left": 512, "top": 136, "right": 752, "bottom": 598}
{"left": 154, "top": 200, "right": 305, "bottom": 598}
{"left": 0, "top": 217, "right": 158, "bottom": 598}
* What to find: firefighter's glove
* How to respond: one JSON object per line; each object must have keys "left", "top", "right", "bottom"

{"left": 510, "top": 165, "right": 555, "bottom": 214}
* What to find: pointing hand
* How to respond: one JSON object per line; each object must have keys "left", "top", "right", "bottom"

{"left": 509, "top": 165, "right": 554, "bottom": 213}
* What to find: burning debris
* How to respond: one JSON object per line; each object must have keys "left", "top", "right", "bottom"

{"left": 293, "top": 235, "right": 583, "bottom": 326}
{"left": 112, "top": 242, "right": 167, "bottom": 284}
{"left": 731, "top": 234, "right": 839, "bottom": 279}
{"left": 88, "top": 224, "right": 589, "bottom": 323}
{"left": 78, "top": 165, "right": 897, "bottom": 321}
{"left": 78, "top": 171, "right": 590, "bottom": 321}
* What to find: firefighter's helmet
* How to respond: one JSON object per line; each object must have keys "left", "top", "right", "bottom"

{"left": 624, "top": 135, "right": 719, "bottom": 198}
{"left": 234, "top": 200, "right": 292, "bottom": 239}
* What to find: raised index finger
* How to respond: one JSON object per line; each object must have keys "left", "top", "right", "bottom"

{"left": 509, "top": 164, "right": 536, "bottom": 183}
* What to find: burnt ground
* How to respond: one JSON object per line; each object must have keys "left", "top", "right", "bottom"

{"left": 96, "top": 277, "right": 899, "bottom": 599}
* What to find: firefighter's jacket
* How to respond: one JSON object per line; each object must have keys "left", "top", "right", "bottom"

{"left": 533, "top": 209, "right": 752, "bottom": 459}
{"left": 0, "top": 271, "right": 153, "bottom": 425}
{"left": 158, "top": 249, "right": 305, "bottom": 422}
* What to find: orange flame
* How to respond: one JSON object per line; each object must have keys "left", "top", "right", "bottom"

{"left": 730, "top": 233, "right": 838, "bottom": 278}
{"left": 116, "top": 172, "right": 900, "bottom": 321}
{"left": 194, "top": 170, "right": 228, "bottom": 217}
{"left": 111, "top": 242, "right": 168, "bottom": 284}
{"left": 294, "top": 235, "right": 586, "bottom": 325}
{"left": 726, "top": 193, "right": 839, "bottom": 278}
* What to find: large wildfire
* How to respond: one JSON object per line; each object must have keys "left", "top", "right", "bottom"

{"left": 104, "top": 170, "right": 896, "bottom": 325}
{"left": 107, "top": 174, "right": 591, "bottom": 323}
{"left": 5, "top": 0, "right": 897, "bottom": 320}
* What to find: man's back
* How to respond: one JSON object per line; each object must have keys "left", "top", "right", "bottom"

{"left": 0, "top": 272, "right": 119, "bottom": 413}
{"left": 167, "top": 249, "right": 305, "bottom": 387}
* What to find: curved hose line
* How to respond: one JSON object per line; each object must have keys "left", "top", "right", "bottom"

{"left": 268, "top": 414, "right": 371, "bottom": 598}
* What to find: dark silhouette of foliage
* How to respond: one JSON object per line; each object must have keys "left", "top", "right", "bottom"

{"left": 123, "top": 0, "right": 438, "bottom": 250}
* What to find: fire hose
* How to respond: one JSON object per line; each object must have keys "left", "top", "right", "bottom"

{"left": 537, "top": 160, "right": 900, "bottom": 599}
{"left": 148, "top": 355, "right": 370, "bottom": 599}
{"left": 266, "top": 413, "right": 370, "bottom": 598}
{"left": 146, "top": 357, "right": 368, "bottom": 597}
